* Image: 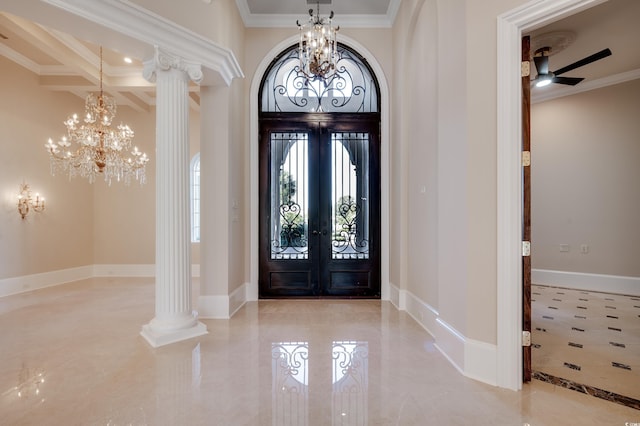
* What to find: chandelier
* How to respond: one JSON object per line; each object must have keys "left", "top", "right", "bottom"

{"left": 297, "top": 1, "right": 340, "bottom": 81}
{"left": 45, "top": 47, "right": 149, "bottom": 185}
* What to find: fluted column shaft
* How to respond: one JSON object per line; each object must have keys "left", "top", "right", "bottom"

{"left": 141, "top": 47, "right": 207, "bottom": 347}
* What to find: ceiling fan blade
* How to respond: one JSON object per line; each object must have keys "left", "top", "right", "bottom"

{"left": 554, "top": 48, "right": 612, "bottom": 76}
{"left": 533, "top": 55, "right": 549, "bottom": 75}
{"left": 552, "top": 76, "right": 584, "bottom": 86}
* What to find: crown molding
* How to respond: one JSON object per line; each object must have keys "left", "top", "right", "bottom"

{"left": 42, "top": 0, "right": 243, "bottom": 85}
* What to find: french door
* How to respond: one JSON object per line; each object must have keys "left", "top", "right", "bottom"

{"left": 259, "top": 114, "right": 380, "bottom": 298}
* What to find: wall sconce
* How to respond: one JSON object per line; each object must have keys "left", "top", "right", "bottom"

{"left": 18, "top": 183, "right": 45, "bottom": 219}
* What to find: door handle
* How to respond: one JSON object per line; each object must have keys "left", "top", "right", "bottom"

{"left": 312, "top": 230, "right": 327, "bottom": 236}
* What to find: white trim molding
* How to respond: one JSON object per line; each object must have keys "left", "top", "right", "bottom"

{"left": 4, "top": 0, "right": 243, "bottom": 86}
{"left": 401, "top": 288, "right": 439, "bottom": 337}
{"left": 387, "top": 281, "right": 401, "bottom": 310}
{"left": 0, "top": 264, "right": 203, "bottom": 298}
{"left": 198, "top": 283, "right": 247, "bottom": 319}
{"left": 397, "top": 286, "right": 498, "bottom": 386}
{"left": 533, "top": 269, "right": 640, "bottom": 296}
{"left": 0, "top": 266, "right": 93, "bottom": 298}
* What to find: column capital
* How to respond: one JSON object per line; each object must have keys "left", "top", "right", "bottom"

{"left": 143, "top": 46, "right": 203, "bottom": 84}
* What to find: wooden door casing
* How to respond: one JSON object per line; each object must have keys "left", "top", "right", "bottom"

{"left": 522, "top": 35, "right": 532, "bottom": 383}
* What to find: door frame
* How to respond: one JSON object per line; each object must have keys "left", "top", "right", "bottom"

{"left": 249, "top": 35, "right": 391, "bottom": 302}
{"left": 497, "top": 0, "right": 605, "bottom": 390}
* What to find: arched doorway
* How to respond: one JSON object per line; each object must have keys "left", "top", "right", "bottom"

{"left": 258, "top": 44, "right": 381, "bottom": 298}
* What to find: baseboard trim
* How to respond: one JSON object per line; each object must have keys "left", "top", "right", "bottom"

{"left": 388, "top": 281, "right": 401, "bottom": 310}
{"left": 397, "top": 286, "right": 498, "bottom": 387}
{"left": 1, "top": 264, "right": 202, "bottom": 299}
{"left": 532, "top": 269, "right": 640, "bottom": 296}
{"left": 198, "top": 283, "right": 247, "bottom": 319}
{"left": 464, "top": 338, "right": 498, "bottom": 387}
{"left": 0, "top": 265, "right": 94, "bottom": 298}
{"left": 402, "top": 288, "right": 439, "bottom": 338}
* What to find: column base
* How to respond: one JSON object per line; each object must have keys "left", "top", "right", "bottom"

{"left": 140, "top": 321, "right": 208, "bottom": 348}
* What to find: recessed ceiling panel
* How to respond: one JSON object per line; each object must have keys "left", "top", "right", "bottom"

{"left": 245, "top": 0, "right": 390, "bottom": 15}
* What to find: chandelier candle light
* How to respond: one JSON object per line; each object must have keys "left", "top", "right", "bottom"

{"left": 17, "top": 183, "right": 45, "bottom": 219}
{"left": 297, "top": 1, "right": 339, "bottom": 81}
{"left": 45, "top": 47, "right": 149, "bottom": 185}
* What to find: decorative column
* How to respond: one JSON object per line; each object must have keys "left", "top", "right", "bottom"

{"left": 141, "top": 47, "right": 207, "bottom": 347}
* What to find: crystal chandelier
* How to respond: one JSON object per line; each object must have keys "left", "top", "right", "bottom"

{"left": 297, "top": 1, "right": 340, "bottom": 81}
{"left": 45, "top": 47, "right": 149, "bottom": 185}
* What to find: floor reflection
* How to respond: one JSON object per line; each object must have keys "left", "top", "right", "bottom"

{"left": 332, "top": 341, "right": 369, "bottom": 426}
{"left": 272, "top": 342, "right": 309, "bottom": 425}
{"left": 271, "top": 341, "right": 369, "bottom": 426}
{"left": 3, "top": 363, "right": 46, "bottom": 404}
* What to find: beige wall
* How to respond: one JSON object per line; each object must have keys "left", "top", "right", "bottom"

{"left": 196, "top": 0, "right": 246, "bottom": 297}
{"left": 391, "top": 0, "right": 439, "bottom": 306}
{"left": 463, "top": 0, "right": 530, "bottom": 343}
{"left": 390, "top": 0, "right": 529, "bottom": 343}
{"left": 531, "top": 79, "right": 640, "bottom": 278}
{"left": 91, "top": 107, "right": 201, "bottom": 265}
{"left": 0, "top": 56, "right": 94, "bottom": 279}
{"left": 92, "top": 107, "right": 157, "bottom": 265}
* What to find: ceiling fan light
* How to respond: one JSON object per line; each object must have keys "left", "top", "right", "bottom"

{"left": 535, "top": 76, "right": 552, "bottom": 87}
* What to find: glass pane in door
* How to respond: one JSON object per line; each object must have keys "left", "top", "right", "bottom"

{"left": 270, "top": 133, "right": 309, "bottom": 260}
{"left": 331, "top": 133, "right": 369, "bottom": 259}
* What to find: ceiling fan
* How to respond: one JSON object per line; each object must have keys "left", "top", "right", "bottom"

{"left": 532, "top": 46, "right": 612, "bottom": 88}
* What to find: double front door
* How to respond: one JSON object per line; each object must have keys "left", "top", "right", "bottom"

{"left": 259, "top": 114, "right": 380, "bottom": 298}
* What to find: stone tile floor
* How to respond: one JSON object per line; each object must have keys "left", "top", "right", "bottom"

{"left": 0, "top": 278, "right": 638, "bottom": 425}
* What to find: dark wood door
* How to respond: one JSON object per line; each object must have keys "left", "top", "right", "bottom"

{"left": 259, "top": 114, "right": 381, "bottom": 298}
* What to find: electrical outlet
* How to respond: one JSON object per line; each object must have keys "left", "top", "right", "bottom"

{"left": 580, "top": 244, "right": 589, "bottom": 254}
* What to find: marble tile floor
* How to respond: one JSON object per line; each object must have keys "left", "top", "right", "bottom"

{"left": 532, "top": 284, "right": 640, "bottom": 405}
{"left": 1, "top": 278, "right": 639, "bottom": 426}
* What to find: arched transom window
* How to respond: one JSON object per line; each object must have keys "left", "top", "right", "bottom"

{"left": 260, "top": 43, "right": 379, "bottom": 114}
